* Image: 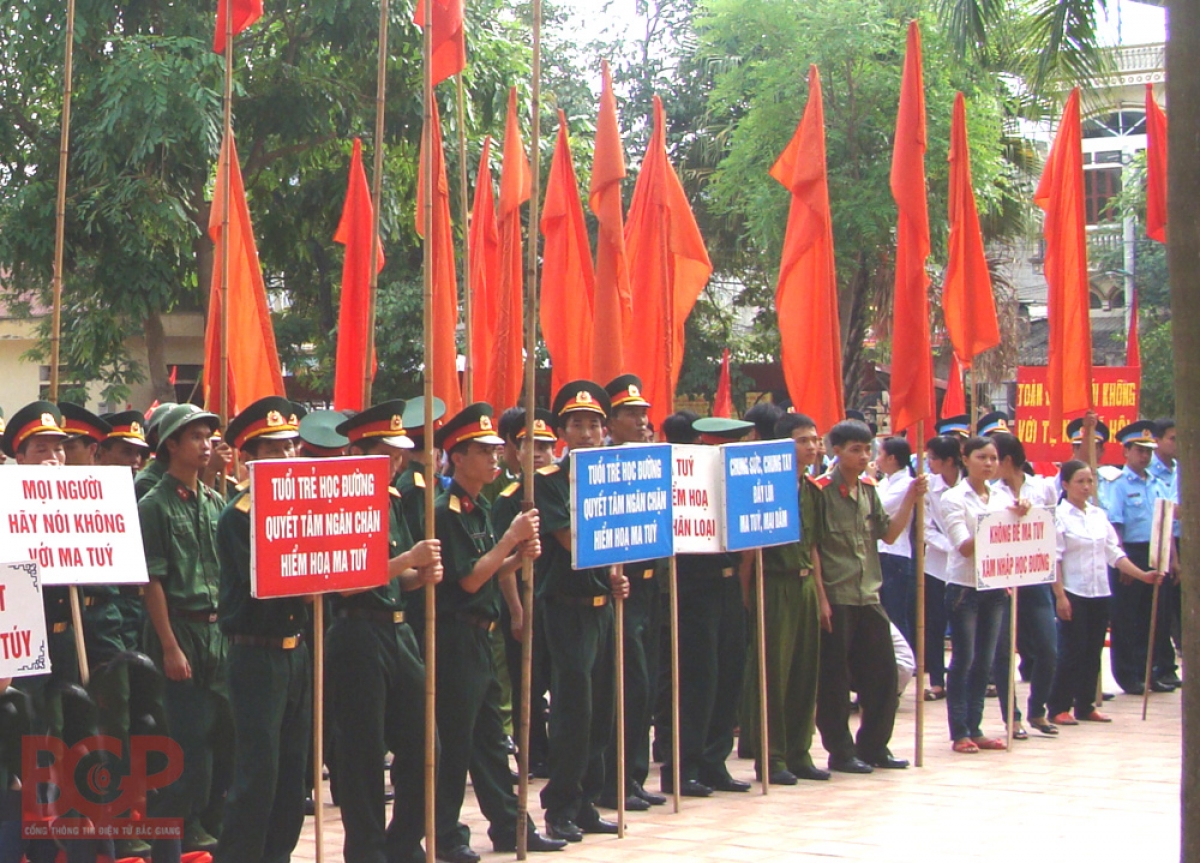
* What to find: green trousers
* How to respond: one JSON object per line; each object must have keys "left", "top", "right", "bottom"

{"left": 602, "top": 571, "right": 660, "bottom": 797}
{"left": 741, "top": 572, "right": 821, "bottom": 775}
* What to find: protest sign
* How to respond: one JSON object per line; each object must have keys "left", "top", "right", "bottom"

{"left": 250, "top": 455, "right": 392, "bottom": 598}
{"left": 720, "top": 440, "right": 801, "bottom": 552}
{"left": 570, "top": 444, "right": 674, "bottom": 569}
{"left": 670, "top": 445, "right": 723, "bottom": 554}
{"left": 973, "top": 507, "right": 1056, "bottom": 590}
{"left": 1015, "top": 366, "right": 1139, "bottom": 464}
{"left": 0, "top": 467, "right": 147, "bottom": 587}
{"left": 0, "top": 561, "right": 51, "bottom": 678}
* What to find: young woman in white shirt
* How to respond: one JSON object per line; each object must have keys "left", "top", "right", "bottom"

{"left": 1047, "top": 461, "right": 1162, "bottom": 724}
{"left": 921, "top": 436, "right": 963, "bottom": 701}
{"left": 876, "top": 437, "right": 916, "bottom": 649}
{"left": 940, "top": 437, "right": 1030, "bottom": 753}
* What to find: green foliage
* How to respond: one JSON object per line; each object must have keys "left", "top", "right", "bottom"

{"left": 1139, "top": 320, "right": 1174, "bottom": 418}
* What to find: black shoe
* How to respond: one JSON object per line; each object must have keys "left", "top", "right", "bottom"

{"left": 870, "top": 754, "right": 909, "bottom": 770}
{"left": 632, "top": 781, "right": 667, "bottom": 806}
{"left": 576, "top": 814, "right": 619, "bottom": 834}
{"left": 829, "top": 756, "right": 874, "bottom": 774}
{"left": 531, "top": 761, "right": 550, "bottom": 779}
{"left": 544, "top": 820, "right": 583, "bottom": 843}
{"left": 1151, "top": 678, "right": 1177, "bottom": 692}
{"left": 1102, "top": 692, "right": 1115, "bottom": 701}
{"left": 1124, "top": 682, "right": 1146, "bottom": 695}
{"left": 436, "top": 844, "right": 481, "bottom": 863}
{"left": 305, "top": 796, "right": 316, "bottom": 816}
{"left": 705, "top": 775, "right": 751, "bottom": 793}
{"left": 1159, "top": 672, "right": 1182, "bottom": 686}
{"left": 503, "top": 735, "right": 517, "bottom": 755}
{"left": 766, "top": 769, "right": 798, "bottom": 785}
{"left": 598, "top": 793, "right": 650, "bottom": 811}
{"left": 791, "top": 764, "right": 831, "bottom": 781}
{"left": 493, "top": 832, "right": 568, "bottom": 853}
{"left": 510, "top": 769, "right": 521, "bottom": 782}
{"left": 661, "top": 775, "right": 713, "bottom": 797}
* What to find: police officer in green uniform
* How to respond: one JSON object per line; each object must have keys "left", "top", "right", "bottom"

{"left": 215, "top": 397, "right": 312, "bottom": 863}
{"left": 394, "top": 397, "right": 446, "bottom": 540}
{"left": 138, "top": 403, "right": 230, "bottom": 858}
{"left": 329, "top": 401, "right": 442, "bottom": 863}
{"left": 428, "top": 404, "right": 565, "bottom": 863}
{"left": 494, "top": 381, "right": 628, "bottom": 842}
{"left": 134, "top": 402, "right": 177, "bottom": 500}
{"left": 599, "top": 375, "right": 667, "bottom": 812}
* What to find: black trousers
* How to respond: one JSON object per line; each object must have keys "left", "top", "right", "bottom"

{"left": 816, "top": 603, "right": 898, "bottom": 764}
{"left": 500, "top": 590, "right": 550, "bottom": 768}
{"left": 603, "top": 572, "right": 661, "bottom": 797}
{"left": 1047, "top": 593, "right": 1109, "bottom": 717}
{"left": 1109, "top": 542, "right": 1154, "bottom": 691}
{"left": 923, "top": 575, "right": 948, "bottom": 688}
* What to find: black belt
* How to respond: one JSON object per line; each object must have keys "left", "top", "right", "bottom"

{"left": 548, "top": 594, "right": 608, "bottom": 608}
{"left": 451, "top": 612, "right": 497, "bottom": 632}
{"left": 172, "top": 609, "right": 219, "bottom": 624}
{"left": 228, "top": 633, "right": 304, "bottom": 650}
{"left": 336, "top": 608, "right": 406, "bottom": 625}
{"left": 119, "top": 585, "right": 146, "bottom": 597}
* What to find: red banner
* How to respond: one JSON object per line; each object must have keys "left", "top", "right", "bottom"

{"left": 250, "top": 456, "right": 392, "bottom": 598}
{"left": 1014, "top": 366, "right": 1140, "bottom": 465}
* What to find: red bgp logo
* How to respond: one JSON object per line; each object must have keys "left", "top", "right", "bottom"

{"left": 21, "top": 735, "right": 184, "bottom": 840}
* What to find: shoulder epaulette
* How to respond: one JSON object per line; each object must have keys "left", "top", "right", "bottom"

{"left": 804, "top": 473, "right": 822, "bottom": 487}
{"left": 448, "top": 494, "right": 461, "bottom": 513}
{"left": 235, "top": 479, "right": 250, "bottom": 492}
{"left": 413, "top": 472, "right": 426, "bottom": 489}
{"left": 814, "top": 475, "right": 834, "bottom": 489}
{"left": 861, "top": 475, "right": 878, "bottom": 486}
{"left": 500, "top": 481, "right": 521, "bottom": 498}
{"left": 234, "top": 493, "right": 252, "bottom": 514}
{"left": 537, "top": 464, "right": 560, "bottom": 476}
{"left": 389, "top": 486, "right": 401, "bottom": 499}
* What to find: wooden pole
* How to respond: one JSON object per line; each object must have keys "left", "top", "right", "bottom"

{"left": 220, "top": 0, "right": 233, "bottom": 438}
{"left": 69, "top": 588, "right": 88, "bottom": 686}
{"left": 48, "top": 0, "right": 76, "bottom": 400}
{"left": 754, "top": 548, "right": 768, "bottom": 795}
{"left": 1005, "top": 587, "right": 1017, "bottom": 752}
{"left": 914, "top": 419, "right": 926, "bottom": 767}
{"left": 668, "top": 556, "right": 681, "bottom": 813}
{"left": 364, "top": 0, "right": 389, "bottom": 407}
{"left": 1142, "top": 582, "right": 1161, "bottom": 721}
{"left": 456, "top": 72, "right": 473, "bottom": 403}
{"left": 312, "top": 598, "right": 325, "bottom": 863}
{"left": 613, "top": 569, "right": 626, "bottom": 838}
{"left": 1142, "top": 499, "right": 1173, "bottom": 720}
{"left": 517, "top": 1, "right": 543, "bottom": 856}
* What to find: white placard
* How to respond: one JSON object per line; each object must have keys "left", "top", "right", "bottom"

{"left": 1149, "top": 497, "right": 1175, "bottom": 571}
{"left": 670, "top": 445, "right": 724, "bottom": 553}
{"left": 0, "top": 466, "right": 148, "bottom": 587}
{"left": 974, "top": 507, "right": 1056, "bottom": 590}
{"left": 0, "top": 561, "right": 51, "bottom": 678}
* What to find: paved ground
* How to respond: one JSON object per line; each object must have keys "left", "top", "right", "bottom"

{"left": 293, "top": 660, "right": 1182, "bottom": 863}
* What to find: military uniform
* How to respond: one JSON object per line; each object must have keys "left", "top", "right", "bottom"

{"left": 215, "top": 398, "right": 311, "bottom": 863}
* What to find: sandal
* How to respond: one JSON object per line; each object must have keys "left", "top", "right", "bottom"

{"left": 1051, "top": 711, "right": 1080, "bottom": 726}
{"left": 971, "top": 737, "right": 1008, "bottom": 751}
{"left": 1008, "top": 724, "right": 1029, "bottom": 741}
{"left": 952, "top": 738, "right": 980, "bottom": 753}
{"left": 924, "top": 687, "right": 946, "bottom": 701}
{"left": 1076, "top": 710, "right": 1112, "bottom": 723}
{"left": 1029, "top": 718, "right": 1059, "bottom": 736}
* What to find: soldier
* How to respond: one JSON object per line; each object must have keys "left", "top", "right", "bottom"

{"left": 215, "top": 397, "right": 311, "bottom": 863}
{"left": 328, "top": 401, "right": 442, "bottom": 863}
{"left": 134, "top": 402, "right": 177, "bottom": 499}
{"left": 599, "top": 375, "right": 667, "bottom": 812}
{"left": 137, "top": 403, "right": 230, "bottom": 858}
{"left": 494, "top": 381, "right": 627, "bottom": 842}
{"left": 394, "top": 396, "right": 447, "bottom": 539}
{"left": 98, "top": 410, "right": 151, "bottom": 470}
{"left": 428, "top": 404, "right": 565, "bottom": 863}
{"left": 58, "top": 402, "right": 109, "bottom": 466}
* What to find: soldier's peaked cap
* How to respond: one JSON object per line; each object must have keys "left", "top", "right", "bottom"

{"left": 225, "top": 396, "right": 301, "bottom": 451}
{"left": 436, "top": 403, "right": 506, "bottom": 451}
{"left": 606, "top": 374, "right": 651, "bottom": 409}
{"left": 336, "top": 400, "right": 414, "bottom": 449}
{"left": 553, "top": 380, "right": 610, "bottom": 420}
{"left": 2, "top": 400, "right": 68, "bottom": 458}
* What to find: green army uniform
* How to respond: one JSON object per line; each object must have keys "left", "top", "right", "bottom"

{"left": 812, "top": 473, "right": 899, "bottom": 767}
{"left": 394, "top": 461, "right": 431, "bottom": 540}
{"left": 135, "top": 456, "right": 168, "bottom": 500}
{"left": 741, "top": 474, "right": 824, "bottom": 779}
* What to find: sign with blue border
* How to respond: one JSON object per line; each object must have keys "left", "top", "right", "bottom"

{"left": 570, "top": 444, "right": 675, "bottom": 568}
{"left": 720, "top": 440, "right": 801, "bottom": 551}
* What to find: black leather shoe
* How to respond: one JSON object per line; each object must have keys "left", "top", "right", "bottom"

{"left": 597, "top": 793, "right": 650, "bottom": 811}
{"left": 544, "top": 820, "right": 583, "bottom": 843}
{"left": 706, "top": 775, "right": 751, "bottom": 792}
{"left": 792, "top": 764, "right": 831, "bottom": 781}
{"left": 829, "top": 756, "right": 874, "bottom": 774}
{"left": 305, "top": 796, "right": 316, "bottom": 816}
{"left": 1102, "top": 691, "right": 1115, "bottom": 701}
{"left": 576, "top": 814, "right": 619, "bottom": 834}
{"left": 1159, "top": 672, "right": 1182, "bottom": 686}
{"left": 493, "top": 832, "right": 569, "bottom": 853}
{"left": 503, "top": 735, "right": 517, "bottom": 755}
{"left": 870, "top": 755, "right": 909, "bottom": 770}
{"left": 767, "top": 769, "right": 798, "bottom": 785}
{"left": 531, "top": 761, "right": 550, "bottom": 779}
{"left": 661, "top": 775, "right": 713, "bottom": 797}
{"left": 436, "top": 845, "right": 481, "bottom": 863}
{"left": 632, "top": 781, "right": 667, "bottom": 806}
{"left": 1124, "top": 683, "right": 1146, "bottom": 695}
{"left": 1151, "top": 678, "right": 1177, "bottom": 692}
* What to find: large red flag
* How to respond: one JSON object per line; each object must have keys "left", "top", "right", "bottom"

{"left": 417, "top": 100, "right": 464, "bottom": 416}
{"left": 213, "top": 0, "right": 262, "bottom": 54}
{"left": 469, "top": 138, "right": 500, "bottom": 407}
{"left": 489, "top": 88, "right": 531, "bottom": 411}
{"left": 889, "top": 21, "right": 933, "bottom": 435}
{"left": 1127, "top": 289, "right": 1141, "bottom": 368}
{"left": 540, "top": 113, "right": 595, "bottom": 396}
{"left": 770, "top": 65, "right": 845, "bottom": 433}
{"left": 625, "top": 96, "right": 712, "bottom": 429}
{"left": 414, "top": 0, "right": 466, "bottom": 87}
{"left": 1035, "top": 88, "right": 1093, "bottom": 429}
{"left": 712, "top": 348, "right": 733, "bottom": 418}
{"left": 944, "top": 92, "right": 1000, "bottom": 364}
{"left": 1145, "top": 84, "right": 1167, "bottom": 244}
{"left": 333, "top": 139, "right": 385, "bottom": 412}
{"left": 941, "top": 353, "right": 966, "bottom": 419}
{"left": 590, "top": 60, "right": 634, "bottom": 383}
{"left": 203, "top": 131, "right": 286, "bottom": 416}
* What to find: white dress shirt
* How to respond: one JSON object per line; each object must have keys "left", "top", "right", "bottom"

{"left": 1055, "top": 499, "right": 1127, "bottom": 598}
{"left": 876, "top": 470, "right": 914, "bottom": 558}
{"left": 923, "top": 473, "right": 959, "bottom": 581}
{"left": 941, "top": 480, "right": 1016, "bottom": 587}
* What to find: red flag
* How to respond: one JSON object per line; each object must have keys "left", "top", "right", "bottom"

{"left": 469, "top": 137, "right": 500, "bottom": 407}
{"left": 414, "top": 0, "right": 466, "bottom": 87}
{"left": 489, "top": 88, "right": 531, "bottom": 411}
{"left": 590, "top": 60, "right": 634, "bottom": 384}
{"left": 213, "top": 0, "right": 262, "bottom": 54}
{"left": 1145, "top": 84, "right": 1167, "bottom": 244}
{"left": 1127, "top": 289, "right": 1141, "bottom": 368}
{"left": 417, "top": 100, "right": 464, "bottom": 416}
{"left": 333, "top": 139, "right": 386, "bottom": 412}
{"left": 770, "top": 65, "right": 845, "bottom": 433}
{"left": 941, "top": 353, "right": 966, "bottom": 419}
{"left": 203, "top": 131, "right": 286, "bottom": 417}
{"left": 713, "top": 349, "right": 733, "bottom": 418}
{"left": 168, "top": 365, "right": 178, "bottom": 387}
{"left": 624, "top": 96, "right": 712, "bottom": 429}
{"left": 888, "top": 21, "right": 933, "bottom": 435}
{"left": 540, "top": 112, "right": 595, "bottom": 396}
{"left": 944, "top": 93, "right": 1000, "bottom": 364}
{"left": 1035, "top": 88, "right": 1093, "bottom": 429}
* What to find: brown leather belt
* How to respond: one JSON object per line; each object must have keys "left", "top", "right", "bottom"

{"left": 51, "top": 621, "right": 71, "bottom": 634}
{"left": 549, "top": 594, "right": 609, "bottom": 608}
{"left": 228, "top": 633, "right": 304, "bottom": 650}
{"left": 172, "top": 609, "right": 219, "bottom": 624}
{"left": 336, "top": 608, "right": 406, "bottom": 625}
{"left": 452, "top": 612, "right": 497, "bottom": 632}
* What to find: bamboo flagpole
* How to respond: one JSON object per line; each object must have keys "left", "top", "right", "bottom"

{"left": 668, "top": 556, "right": 681, "bottom": 813}
{"left": 517, "top": 0, "right": 543, "bottom": 855}
{"left": 364, "top": 0, "right": 390, "bottom": 407}
{"left": 913, "top": 419, "right": 927, "bottom": 766}
{"left": 219, "top": 0, "right": 233, "bottom": 481}
{"left": 1005, "top": 588, "right": 1018, "bottom": 753}
{"left": 311, "top": 598, "right": 325, "bottom": 863}
{"left": 613, "top": 566, "right": 627, "bottom": 837}
{"left": 754, "top": 548, "right": 769, "bottom": 795}
{"left": 457, "top": 72, "right": 473, "bottom": 402}
{"left": 1143, "top": 497, "right": 1175, "bottom": 719}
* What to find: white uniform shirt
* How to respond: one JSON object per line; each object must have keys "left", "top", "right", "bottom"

{"left": 924, "top": 473, "right": 959, "bottom": 581}
{"left": 941, "top": 480, "right": 1016, "bottom": 587}
{"left": 876, "top": 470, "right": 914, "bottom": 558}
{"left": 1054, "top": 499, "right": 1126, "bottom": 598}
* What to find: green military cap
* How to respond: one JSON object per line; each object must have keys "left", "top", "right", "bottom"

{"left": 401, "top": 397, "right": 447, "bottom": 448}
{"left": 155, "top": 404, "right": 221, "bottom": 456}
{"left": 291, "top": 402, "right": 309, "bottom": 422}
{"left": 435, "top": 402, "right": 505, "bottom": 451}
{"left": 225, "top": 396, "right": 301, "bottom": 451}
{"left": 336, "top": 399, "right": 414, "bottom": 449}
{"left": 693, "top": 416, "right": 754, "bottom": 445}
{"left": 104, "top": 410, "right": 151, "bottom": 449}
{"left": 605, "top": 374, "right": 651, "bottom": 409}
{"left": 299, "top": 409, "right": 350, "bottom": 455}
{"left": 552, "top": 379, "right": 610, "bottom": 420}
{"left": 58, "top": 402, "right": 112, "bottom": 444}
{"left": 2, "top": 400, "right": 68, "bottom": 458}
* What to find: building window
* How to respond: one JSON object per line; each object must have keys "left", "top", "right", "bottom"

{"left": 1084, "top": 167, "right": 1122, "bottom": 225}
